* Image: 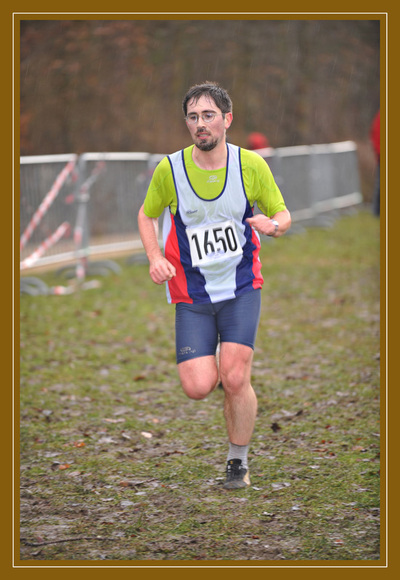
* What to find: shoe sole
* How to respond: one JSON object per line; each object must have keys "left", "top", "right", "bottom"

{"left": 223, "top": 471, "right": 250, "bottom": 490}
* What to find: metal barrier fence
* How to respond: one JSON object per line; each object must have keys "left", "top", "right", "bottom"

{"left": 259, "top": 141, "right": 362, "bottom": 220}
{"left": 20, "top": 141, "right": 362, "bottom": 279}
{"left": 20, "top": 154, "right": 78, "bottom": 268}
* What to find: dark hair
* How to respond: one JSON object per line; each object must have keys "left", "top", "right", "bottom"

{"left": 182, "top": 81, "right": 233, "bottom": 116}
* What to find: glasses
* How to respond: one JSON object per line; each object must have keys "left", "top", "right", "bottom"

{"left": 185, "top": 112, "right": 224, "bottom": 125}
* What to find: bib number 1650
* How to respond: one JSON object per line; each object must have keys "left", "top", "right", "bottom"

{"left": 186, "top": 220, "right": 243, "bottom": 267}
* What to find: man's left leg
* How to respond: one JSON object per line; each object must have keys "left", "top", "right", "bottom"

{"left": 219, "top": 342, "right": 257, "bottom": 489}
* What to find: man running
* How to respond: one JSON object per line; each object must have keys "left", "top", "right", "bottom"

{"left": 138, "top": 81, "right": 291, "bottom": 489}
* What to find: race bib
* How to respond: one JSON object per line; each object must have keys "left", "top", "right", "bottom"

{"left": 186, "top": 219, "right": 243, "bottom": 267}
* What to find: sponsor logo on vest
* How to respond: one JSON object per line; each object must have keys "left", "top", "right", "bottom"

{"left": 207, "top": 175, "right": 220, "bottom": 183}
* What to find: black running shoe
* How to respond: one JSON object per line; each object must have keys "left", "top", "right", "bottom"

{"left": 223, "top": 458, "right": 250, "bottom": 489}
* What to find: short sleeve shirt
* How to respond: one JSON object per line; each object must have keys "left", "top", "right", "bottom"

{"left": 143, "top": 145, "right": 287, "bottom": 218}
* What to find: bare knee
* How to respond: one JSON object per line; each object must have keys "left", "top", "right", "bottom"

{"left": 219, "top": 344, "right": 254, "bottom": 396}
{"left": 178, "top": 357, "right": 218, "bottom": 400}
{"left": 181, "top": 377, "right": 217, "bottom": 400}
{"left": 220, "top": 367, "right": 247, "bottom": 395}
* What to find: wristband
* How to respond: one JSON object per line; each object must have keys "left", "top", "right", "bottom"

{"left": 268, "top": 219, "right": 279, "bottom": 236}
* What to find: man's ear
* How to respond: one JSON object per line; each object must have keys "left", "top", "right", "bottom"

{"left": 225, "top": 112, "right": 233, "bottom": 129}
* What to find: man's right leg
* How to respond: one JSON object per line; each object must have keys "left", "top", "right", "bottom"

{"left": 175, "top": 302, "right": 220, "bottom": 400}
{"left": 178, "top": 355, "right": 219, "bottom": 400}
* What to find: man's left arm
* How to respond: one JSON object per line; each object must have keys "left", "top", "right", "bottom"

{"left": 246, "top": 209, "right": 291, "bottom": 238}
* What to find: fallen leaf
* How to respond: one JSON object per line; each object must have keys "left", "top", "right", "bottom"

{"left": 141, "top": 431, "right": 153, "bottom": 439}
{"left": 120, "top": 500, "right": 135, "bottom": 507}
{"left": 98, "top": 436, "right": 116, "bottom": 444}
{"left": 59, "top": 464, "right": 70, "bottom": 470}
{"left": 89, "top": 310, "right": 102, "bottom": 317}
{"left": 271, "top": 482, "right": 291, "bottom": 490}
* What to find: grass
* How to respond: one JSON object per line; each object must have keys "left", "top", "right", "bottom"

{"left": 18, "top": 209, "right": 381, "bottom": 564}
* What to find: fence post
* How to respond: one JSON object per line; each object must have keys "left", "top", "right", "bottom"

{"left": 74, "top": 154, "right": 91, "bottom": 282}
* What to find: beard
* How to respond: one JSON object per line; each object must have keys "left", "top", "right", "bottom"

{"left": 194, "top": 127, "right": 219, "bottom": 152}
{"left": 195, "top": 137, "right": 218, "bottom": 152}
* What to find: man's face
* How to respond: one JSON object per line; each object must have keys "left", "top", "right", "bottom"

{"left": 185, "top": 95, "right": 233, "bottom": 152}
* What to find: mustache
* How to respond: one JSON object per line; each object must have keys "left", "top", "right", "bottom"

{"left": 195, "top": 128, "right": 210, "bottom": 136}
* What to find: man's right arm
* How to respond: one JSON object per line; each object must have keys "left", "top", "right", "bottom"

{"left": 137, "top": 205, "right": 176, "bottom": 285}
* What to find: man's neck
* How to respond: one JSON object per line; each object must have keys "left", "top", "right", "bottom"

{"left": 191, "top": 142, "right": 228, "bottom": 171}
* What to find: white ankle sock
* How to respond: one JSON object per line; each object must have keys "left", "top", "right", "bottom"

{"left": 227, "top": 442, "right": 249, "bottom": 470}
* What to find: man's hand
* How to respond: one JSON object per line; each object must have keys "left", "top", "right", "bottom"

{"left": 149, "top": 256, "right": 176, "bottom": 285}
{"left": 138, "top": 204, "right": 177, "bottom": 285}
{"left": 246, "top": 214, "right": 278, "bottom": 237}
{"left": 246, "top": 209, "right": 291, "bottom": 238}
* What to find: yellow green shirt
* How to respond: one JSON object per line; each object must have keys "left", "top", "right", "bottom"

{"left": 143, "top": 145, "right": 286, "bottom": 218}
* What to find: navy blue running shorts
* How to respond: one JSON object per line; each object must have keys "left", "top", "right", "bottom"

{"left": 175, "top": 289, "right": 261, "bottom": 364}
